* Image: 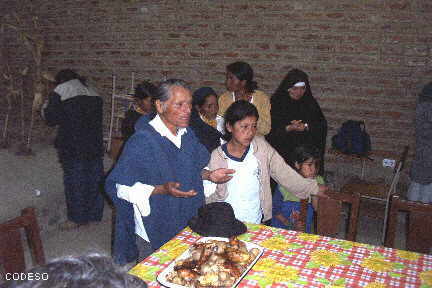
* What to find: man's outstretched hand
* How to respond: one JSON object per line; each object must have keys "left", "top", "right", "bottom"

{"left": 153, "top": 182, "right": 197, "bottom": 198}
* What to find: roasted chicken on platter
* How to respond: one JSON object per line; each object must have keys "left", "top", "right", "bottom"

{"left": 165, "top": 237, "right": 261, "bottom": 288}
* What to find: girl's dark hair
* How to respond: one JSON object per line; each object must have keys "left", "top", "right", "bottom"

{"left": 226, "top": 61, "right": 258, "bottom": 93}
{"left": 224, "top": 100, "right": 259, "bottom": 139}
{"left": 134, "top": 81, "right": 157, "bottom": 100}
{"left": 55, "top": 69, "right": 87, "bottom": 86}
{"left": 290, "top": 145, "right": 321, "bottom": 168}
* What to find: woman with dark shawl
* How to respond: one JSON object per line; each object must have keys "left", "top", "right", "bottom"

{"left": 188, "top": 87, "right": 226, "bottom": 153}
{"left": 266, "top": 69, "right": 327, "bottom": 174}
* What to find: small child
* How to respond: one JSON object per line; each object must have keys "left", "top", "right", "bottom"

{"left": 205, "top": 100, "right": 327, "bottom": 225}
{"left": 272, "top": 145, "right": 324, "bottom": 232}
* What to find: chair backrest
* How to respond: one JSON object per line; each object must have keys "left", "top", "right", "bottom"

{"left": 384, "top": 195, "right": 432, "bottom": 254}
{"left": 0, "top": 207, "right": 45, "bottom": 276}
{"left": 297, "top": 199, "right": 309, "bottom": 232}
{"left": 315, "top": 191, "right": 361, "bottom": 241}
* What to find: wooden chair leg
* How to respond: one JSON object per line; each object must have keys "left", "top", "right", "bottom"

{"left": 384, "top": 197, "right": 399, "bottom": 248}
{"left": 346, "top": 196, "right": 360, "bottom": 242}
{"left": 406, "top": 211, "right": 432, "bottom": 254}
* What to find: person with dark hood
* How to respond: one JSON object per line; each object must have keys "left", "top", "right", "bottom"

{"left": 121, "top": 81, "right": 157, "bottom": 141}
{"left": 189, "top": 87, "right": 225, "bottom": 152}
{"left": 218, "top": 61, "right": 271, "bottom": 136}
{"left": 407, "top": 82, "right": 432, "bottom": 203}
{"left": 266, "top": 68, "right": 327, "bottom": 174}
{"left": 43, "top": 69, "right": 105, "bottom": 230}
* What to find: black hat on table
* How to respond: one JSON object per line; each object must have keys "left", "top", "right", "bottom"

{"left": 188, "top": 202, "right": 247, "bottom": 238}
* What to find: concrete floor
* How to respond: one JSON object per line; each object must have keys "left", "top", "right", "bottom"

{"left": 41, "top": 201, "right": 113, "bottom": 262}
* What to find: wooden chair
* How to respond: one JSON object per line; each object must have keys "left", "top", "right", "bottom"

{"left": 299, "top": 191, "right": 361, "bottom": 241}
{"left": 341, "top": 145, "right": 409, "bottom": 243}
{"left": 0, "top": 207, "right": 45, "bottom": 276}
{"left": 384, "top": 195, "right": 432, "bottom": 254}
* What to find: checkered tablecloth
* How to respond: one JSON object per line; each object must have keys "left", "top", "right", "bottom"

{"left": 129, "top": 224, "right": 432, "bottom": 288}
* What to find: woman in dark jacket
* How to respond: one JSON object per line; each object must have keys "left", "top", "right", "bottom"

{"left": 267, "top": 69, "right": 327, "bottom": 174}
{"left": 43, "top": 69, "right": 105, "bottom": 230}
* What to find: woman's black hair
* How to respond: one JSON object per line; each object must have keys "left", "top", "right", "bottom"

{"left": 55, "top": 69, "right": 87, "bottom": 86}
{"left": 224, "top": 100, "right": 259, "bottom": 139}
{"left": 226, "top": 61, "right": 258, "bottom": 93}
{"left": 134, "top": 81, "right": 157, "bottom": 100}
{"left": 290, "top": 145, "right": 321, "bottom": 168}
{"left": 192, "top": 87, "right": 217, "bottom": 108}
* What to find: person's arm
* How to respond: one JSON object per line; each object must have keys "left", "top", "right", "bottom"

{"left": 269, "top": 96, "right": 291, "bottom": 137}
{"left": 201, "top": 168, "right": 235, "bottom": 184}
{"left": 416, "top": 108, "right": 432, "bottom": 141}
{"left": 116, "top": 183, "right": 153, "bottom": 216}
{"left": 43, "top": 92, "right": 63, "bottom": 126}
{"left": 256, "top": 92, "right": 271, "bottom": 136}
{"left": 305, "top": 97, "right": 328, "bottom": 149}
{"left": 217, "top": 92, "right": 231, "bottom": 118}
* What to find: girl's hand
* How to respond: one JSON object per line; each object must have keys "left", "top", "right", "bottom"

{"left": 317, "top": 184, "right": 329, "bottom": 196}
{"left": 208, "top": 168, "right": 235, "bottom": 184}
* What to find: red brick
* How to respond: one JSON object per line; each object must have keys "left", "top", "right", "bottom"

{"left": 387, "top": 1, "right": 411, "bottom": 10}
{"left": 224, "top": 52, "right": 239, "bottom": 58}
{"left": 256, "top": 43, "right": 270, "bottom": 50}
{"left": 326, "top": 12, "right": 344, "bottom": 19}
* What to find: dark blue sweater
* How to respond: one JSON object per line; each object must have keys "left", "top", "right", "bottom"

{"left": 105, "top": 115, "right": 209, "bottom": 264}
{"left": 44, "top": 93, "right": 104, "bottom": 161}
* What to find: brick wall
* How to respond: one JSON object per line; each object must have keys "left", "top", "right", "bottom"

{"left": 1, "top": 0, "right": 431, "bottom": 182}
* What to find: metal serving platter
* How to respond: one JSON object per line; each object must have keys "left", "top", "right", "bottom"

{"left": 157, "top": 237, "right": 264, "bottom": 288}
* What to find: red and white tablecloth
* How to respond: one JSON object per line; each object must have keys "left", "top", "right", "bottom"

{"left": 129, "top": 224, "right": 432, "bottom": 287}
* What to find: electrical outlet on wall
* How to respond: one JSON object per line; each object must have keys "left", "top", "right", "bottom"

{"left": 383, "top": 159, "right": 396, "bottom": 168}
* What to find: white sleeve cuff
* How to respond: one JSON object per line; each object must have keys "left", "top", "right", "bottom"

{"left": 203, "top": 180, "right": 217, "bottom": 197}
{"left": 116, "top": 182, "right": 153, "bottom": 217}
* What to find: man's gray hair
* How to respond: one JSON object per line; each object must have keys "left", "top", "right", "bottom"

{"left": 155, "top": 79, "right": 190, "bottom": 102}
{"left": 4, "top": 253, "right": 147, "bottom": 288}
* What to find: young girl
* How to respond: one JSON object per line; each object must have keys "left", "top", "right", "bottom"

{"left": 205, "top": 100, "right": 327, "bottom": 224}
{"left": 272, "top": 145, "right": 324, "bottom": 232}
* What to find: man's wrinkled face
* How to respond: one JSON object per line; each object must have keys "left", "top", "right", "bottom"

{"left": 156, "top": 86, "right": 192, "bottom": 134}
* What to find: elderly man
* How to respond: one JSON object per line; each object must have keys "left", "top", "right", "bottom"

{"left": 105, "top": 79, "right": 233, "bottom": 265}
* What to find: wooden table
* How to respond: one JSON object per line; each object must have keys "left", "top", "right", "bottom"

{"left": 129, "top": 224, "right": 432, "bottom": 287}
